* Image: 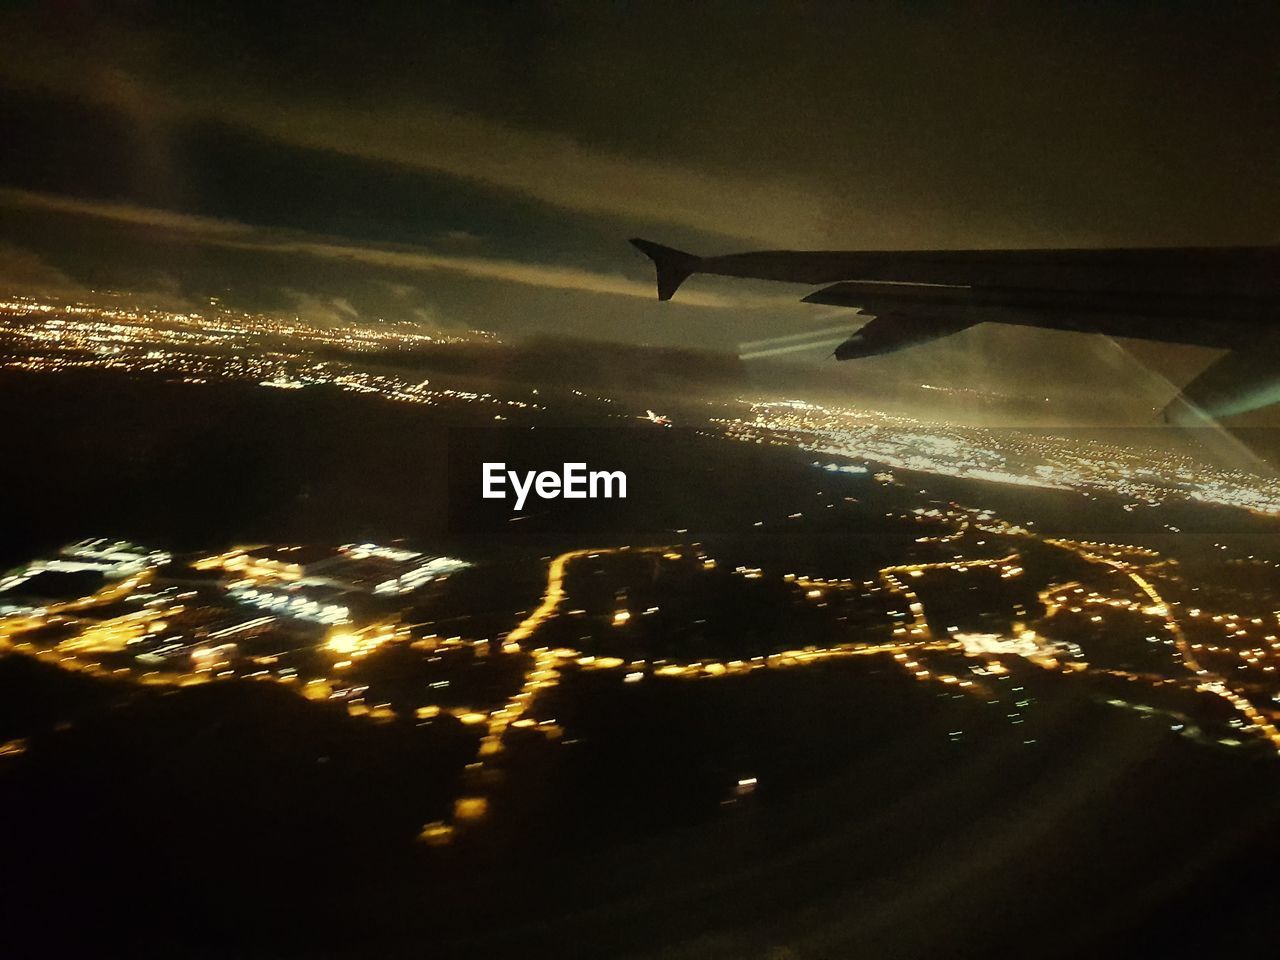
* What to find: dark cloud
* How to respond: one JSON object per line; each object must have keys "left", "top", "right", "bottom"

{"left": 0, "top": 240, "right": 76, "bottom": 294}
{"left": 0, "top": 187, "right": 791, "bottom": 307}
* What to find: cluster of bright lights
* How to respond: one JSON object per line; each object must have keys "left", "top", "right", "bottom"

{"left": 4, "top": 486, "right": 1280, "bottom": 848}
{"left": 719, "top": 400, "right": 1280, "bottom": 515}
{"left": 226, "top": 584, "right": 350, "bottom": 624}
{"left": 0, "top": 296, "right": 539, "bottom": 415}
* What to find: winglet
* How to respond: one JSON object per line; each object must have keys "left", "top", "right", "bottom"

{"left": 629, "top": 238, "right": 701, "bottom": 301}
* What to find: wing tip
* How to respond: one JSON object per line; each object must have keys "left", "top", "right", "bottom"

{"left": 630, "top": 238, "right": 700, "bottom": 301}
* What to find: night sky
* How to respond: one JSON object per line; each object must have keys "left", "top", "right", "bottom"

{"left": 1, "top": 1, "right": 1277, "bottom": 414}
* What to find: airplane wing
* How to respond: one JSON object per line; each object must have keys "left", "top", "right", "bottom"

{"left": 630, "top": 236, "right": 1280, "bottom": 420}
{"left": 630, "top": 238, "right": 1280, "bottom": 301}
